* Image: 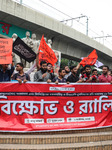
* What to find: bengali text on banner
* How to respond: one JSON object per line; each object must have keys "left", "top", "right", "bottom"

{"left": 0, "top": 83, "right": 112, "bottom": 132}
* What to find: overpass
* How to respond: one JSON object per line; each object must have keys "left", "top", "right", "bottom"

{"left": 0, "top": 0, "right": 112, "bottom": 68}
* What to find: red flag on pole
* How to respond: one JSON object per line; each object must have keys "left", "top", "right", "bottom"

{"left": 38, "top": 35, "right": 57, "bottom": 66}
{"left": 80, "top": 49, "right": 98, "bottom": 67}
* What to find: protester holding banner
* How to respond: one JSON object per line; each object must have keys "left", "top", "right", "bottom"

{"left": 52, "top": 68, "right": 66, "bottom": 83}
{"left": 0, "top": 38, "right": 15, "bottom": 82}
{"left": 0, "top": 63, "right": 14, "bottom": 82}
{"left": 47, "top": 63, "right": 56, "bottom": 81}
{"left": 34, "top": 61, "right": 51, "bottom": 82}
{"left": 12, "top": 63, "right": 30, "bottom": 84}
{"left": 83, "top": 68, "right": 98, "bottom": 83}
{"left": 79, "top": 67, "right": 85, "bottom": 78}
{"left": 91, "top": 69, "right": 98, "bottom": 82}
{"left": 66, "top": 65, "right": 80, "bottom": 83}
{"left": 92, "top": 69, "right": 98, "bottom": 76}
{"left": 64, "top": 66, "right": 71, "bottom": 79}
{"left": 80, "top": 65, "right": 92, "bottom": 82}
{"left": 98, "top": 65, "right": 112, "bottom": 83}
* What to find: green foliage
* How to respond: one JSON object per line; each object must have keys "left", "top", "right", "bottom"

{"left": 60, "top": 58, "right": 78, "bottom": 69}
{"left": 60, "top": 57, "right": 102, "bottom": 75}
{"left": 60, "top": 58, "right": 69, "bottom": 69}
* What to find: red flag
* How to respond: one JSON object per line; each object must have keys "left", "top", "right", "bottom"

{"left": 39, "top": 35, "right": 57, "bottom": 66}
{"left": 80, "top": 49, "right": 98, "bottom": 67}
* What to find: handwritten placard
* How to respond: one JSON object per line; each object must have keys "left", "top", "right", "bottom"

{"left": 0, "top": 38, "right": 12, "bottom": 64}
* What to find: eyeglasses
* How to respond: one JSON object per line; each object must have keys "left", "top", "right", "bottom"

{"left": 48, "top": 65, "right": 52, "bottom": 68}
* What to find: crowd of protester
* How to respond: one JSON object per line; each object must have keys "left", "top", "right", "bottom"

{"left": 0, "top": 59, "right": 112, "bottom": 84}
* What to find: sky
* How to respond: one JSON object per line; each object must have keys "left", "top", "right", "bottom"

{"left": 13, "top": 0, "right": 112, "bottom": 49}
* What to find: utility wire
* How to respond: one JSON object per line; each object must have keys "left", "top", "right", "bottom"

{"left": 39, "top": 0, "right": 72, "bottom": 19}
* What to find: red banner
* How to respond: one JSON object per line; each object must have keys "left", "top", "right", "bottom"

{"left": 0, "top": 83, "right": 112, "bottom": 132}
